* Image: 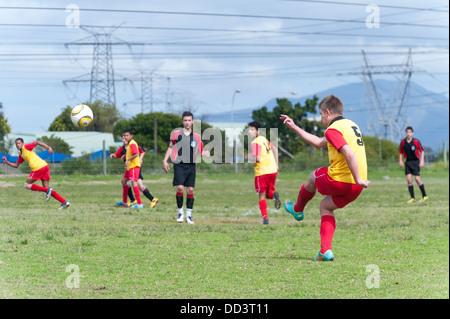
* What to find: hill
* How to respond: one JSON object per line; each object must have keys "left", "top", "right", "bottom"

{"left": 205, "top": 80, "right": 449, "bottom": 152}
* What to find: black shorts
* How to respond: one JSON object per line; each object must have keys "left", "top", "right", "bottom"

{"left": 405, "top": 160, "right": 420, "bottom": 176}
{"left": 173, "top": 163, "right": 196, "bottom": 187}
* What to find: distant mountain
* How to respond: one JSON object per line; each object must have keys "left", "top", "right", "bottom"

{"left": 205, "top": 80, "right": 449, "bottom": 151}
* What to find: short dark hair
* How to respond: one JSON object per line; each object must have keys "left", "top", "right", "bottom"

{"left": 15, "top": 138, "right": 24, "bottom": 143}
{"left": 182, "top": 111, "right": 194, "bottom": 119}
{"left": 248, "top": 121, "right": 261, "bottom": 130}
{"left": 122, "top": 129, "right": 133, "bottom": 135}
{"left": 406, "top": 126, "right": 413, "bottom": 132}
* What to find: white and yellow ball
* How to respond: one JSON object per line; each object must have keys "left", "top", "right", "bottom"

{"left": 71, "top": 104, "right": 94, "bottom": 128}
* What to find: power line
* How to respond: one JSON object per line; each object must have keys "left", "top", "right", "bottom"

{"left": 0, "top": 23, "right": 448, "bottom": 42}
{"left": 283, "top": 0, "right": 449, "bottom": 13}
{"left": 0, "top": 6, "right": 447, "bottom": 29}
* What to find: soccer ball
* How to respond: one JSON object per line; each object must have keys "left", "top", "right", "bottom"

{"left": 71, "top": 104, "right": 94, "bottom": 128}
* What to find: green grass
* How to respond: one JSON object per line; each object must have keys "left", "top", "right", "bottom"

{"left": 0, "top": 167, "right": 448, "bottom": 299}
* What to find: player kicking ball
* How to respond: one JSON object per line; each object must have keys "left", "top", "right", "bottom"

{"left": 247, "top": 121, "right": 281, "bottom": 225}
{"left": 2, "top": 138, "right": 70, "bottom": 209}
{"left": 280, "top": 95, "right": 370, "bottom": 261}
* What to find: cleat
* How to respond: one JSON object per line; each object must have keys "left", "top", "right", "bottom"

{"left": 407, "top": 198, "right": 416, "bottom": 204}
{"left": 59, "top": 201, "right": 70, "bottom": 210}
{"left": 262, "top": 219, "right": 269, "bottom": 225}
{"left": 131, "top": 204, "right": 144, "bottom": 208}
{"left": 150, "top": 198, "right": 159, "bottom": 208}
{"left": 130, "top": 200, "right": 137, "bottom": 207}
{"left": 314, "top": 250, "right": 335, "bottom": 261}
{"left": 116, "top": 201, "right": 128, "bottom": 207}
{"left": 273, "top": 192, "right": 281, "bottom": 210}
{"left": 177, "top": 213, "right": 184, "bottom": 223}
{"left": 283, "top": 200, "right": 304, "bottom": 221}
{"left": 419, "top": 196, "right": 428, "bottom": 203}
{"left": 46, "top": 188, "right": 53, "bottom": 202}
{"left": 186, "top": 216, "right": 194, "bottom": 224}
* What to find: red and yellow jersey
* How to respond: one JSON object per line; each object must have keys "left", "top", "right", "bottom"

{"left": 17, "top": 142, "right": 48, "bottom": 172}
{"left": 126, "top": 139, "right": 141, "bottom": 170}
{"left": 251, "top": 136, "right": 278, "bottom": 177}
{"left": 325, "top": 116, "right": 367, "bottom": 184}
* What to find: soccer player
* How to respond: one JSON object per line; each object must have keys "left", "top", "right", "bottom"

{"left": 2, "top": 138, "right": 70, "bottom": 209}
{"left": 111, "top": 135, "right": 159, "bottom": 208}
{"left": 280, "top": 94, "right": 370, "bottom": 261}
{"left": 247, "top": 121, "right": 281, "bottom": 225}
{"left": 399, "top": 126, "right": 428, "bottom": 203}
{"left": 162, "top": 111, "right": 210, "bottom": 224}
{"left": 109, "top": 129, "right": 144, "bottom": 209}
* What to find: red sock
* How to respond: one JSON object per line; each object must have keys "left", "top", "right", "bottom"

{"left": 123, "top": 186, "right": 128, "bottom": 203}
{"left": 320, "top": 215, "right": 336, "bottom": 254}
{"left": 294, "top": 184, "right": 316, "bottom": 213}
{"left": 30, "top": 184, "right": 48, "bottom": 192}
{"left": 51, "top": 190, "right": 66, "bottom": 204}
{"left": 259, "top": 200, "right": 268, "bottom": 221}
{"left": 133, "top": 186, "right": 142, "bottom": 205}
{"left": 266, "top": 191, "right": 274, "bottom": 199}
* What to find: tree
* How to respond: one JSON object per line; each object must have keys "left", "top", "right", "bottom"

{"left": 48, "top": 100, "right": 121, "bottom": 133}
{"left": 0, "top": 102, "right": 11, "bottom": 139}
{"left": 36, "top": 134, "right": 73, "bottom": 156}
{"left": 252, "top": 96, "right": 321, "bottom": 156}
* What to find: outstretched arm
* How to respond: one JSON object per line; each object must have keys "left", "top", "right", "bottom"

{"left": 2, "top": 156, "right": 20, "bottom": 168}
{"left": 280, "top": 114, "right": 327, "bottom": 148}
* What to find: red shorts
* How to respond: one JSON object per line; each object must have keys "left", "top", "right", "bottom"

{"left": 29, "top": 165, "right": 51, "bottom": 180}
{"left": 124, "top": 167, "right": 140, "bottom": 181}
{"left": 255, "top": 173, "right": 277, "bottom": 194}
{"left": 314, "top": 167, "right": 363, "bottom": 208}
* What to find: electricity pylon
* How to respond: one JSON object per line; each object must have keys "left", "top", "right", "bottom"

{"left": 352, "top": 49, "right": 414, "bottom": 142}
{"left": 63, "top": 26, "right": 125, "bottom": 106}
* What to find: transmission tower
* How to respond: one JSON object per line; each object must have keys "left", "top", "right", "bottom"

{"left": 63, "top": 27, "right": 125, "bottom": 106}
{"left": 352, "top": 49, "right": 414, "bottom": 142}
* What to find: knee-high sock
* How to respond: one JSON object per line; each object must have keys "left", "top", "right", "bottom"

{"left": 133, "top": 186, "right": 142, "bottom": 205}
{"left": 294, "top": 184, "right": 316, "bottom": 213}
{"left": 320, "top": 215, "right": 336, "bottom": 254}
{"left": 30, "top": 184, "right": 47, "bottom": 192}
{"left": 418, "top": 183, "right": 426, "bottom": 197}
{"left": 128, "top": 187, "right": 135, "bottom": 202}
{"left": 141, "top": 187, "right": 154, "bottom": 201}
{"left": 176, "top": 192, "right": 184, "bottom": 209}
{"left": 186, "top": 194, "right": 194, "bottom": 209}
{"left": 408, "top": 183, "right": 415, "bottom": 198}
{"left": 259, "top": 199, "right": 268, "bottom": 221}
{"left": 266, "top": 191, "right": 274, "bottom": 199}
{"left": 123, "top": 186, "right": 129, "bottom": 203}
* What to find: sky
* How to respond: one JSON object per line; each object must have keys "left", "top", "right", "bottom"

{"left": 0, "top": 0, "right": 448, "bottom": 133}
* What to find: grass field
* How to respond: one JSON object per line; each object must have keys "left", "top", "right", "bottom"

{"left": 0, "top": 166, "right": 448, "bottom": 299}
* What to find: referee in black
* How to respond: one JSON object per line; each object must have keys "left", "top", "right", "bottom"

{"left": 163, "top": 111, "right": 210, "bottom": 224}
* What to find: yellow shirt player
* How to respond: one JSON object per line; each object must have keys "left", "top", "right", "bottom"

{"left": 280, "top": 95, "right": 370, "bottom": 262}
{"left": 248, "top": 121, "right": 280, "bottom": 225}
{"left": 110, "top": 129, "right": 143, "bottom": 208}
{"left": 2, "top": 138, "right": 70, "bottom": 209}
